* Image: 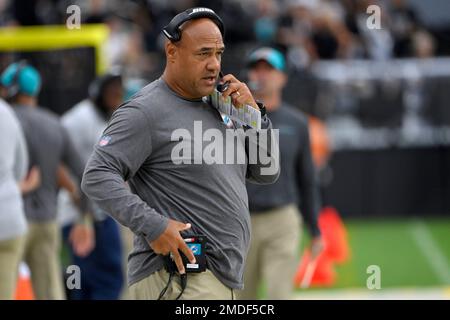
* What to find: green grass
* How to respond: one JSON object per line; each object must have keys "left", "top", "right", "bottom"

{"left": 297, "top": 217, "right": 450, "bottom": 290}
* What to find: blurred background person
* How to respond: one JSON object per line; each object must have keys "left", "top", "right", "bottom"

{"left": 412, "top": 29, "right": 435, "bottom": 59}
{"left": 0, "top": 61, "right": 94, "bottom": 300}
{"left": 57, "top": 71, "right": 125, "bottom": 300}
{"left": 0, "top": 98, "right": 40, "bottom": 299}
{"left": 389, "top": 0, "right": 421, "bottom": 58}
{"left": 343, "top": 0, "right": 394, "bottom": 60}
{"left": 252, "top": 0, "right": 280, "bottom": 45}
{"left": 239, "top": 47, "right": 322, "bottom": 300}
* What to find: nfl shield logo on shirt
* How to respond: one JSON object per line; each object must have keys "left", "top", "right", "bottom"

{"left": 99, "top": 135, "right": 111, "bottom": 146}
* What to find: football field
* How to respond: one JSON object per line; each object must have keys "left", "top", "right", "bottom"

{"left": 292, "top": 217, "right": 450, "bottom": 299}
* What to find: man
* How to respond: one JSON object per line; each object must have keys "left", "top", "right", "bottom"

{"left": 0, "top": 98, "right": 38, "bottom": 299}
{"left": 58, "top": 71, "right": 125, "bottom": 299}
{"left": 82, "top": 7, "right": 279, "bottom": 300}
{"left": 0, "top": 61, "right": 94, "bottom": 300}
{"left": 239, "top": 47, "right": 322, "bottom": 300}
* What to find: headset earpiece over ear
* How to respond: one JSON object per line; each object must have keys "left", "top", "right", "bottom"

{"left": 162, "top": 7, "right": 225, "bottom": 42}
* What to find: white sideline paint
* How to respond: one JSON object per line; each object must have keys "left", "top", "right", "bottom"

{"left": 410, "top": 219, "right": 450, "bottom": 285}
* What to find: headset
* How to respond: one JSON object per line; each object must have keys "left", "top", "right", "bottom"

{"left": 162, "top": 7, "right": 225, "bottom": 42}
{"left": 4, "top": 60, "right": 30, "bottom": 99}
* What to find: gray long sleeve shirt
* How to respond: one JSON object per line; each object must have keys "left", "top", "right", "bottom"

{"left": 81, "top": 78, "right": 279, "bottom": 289}
{"left": 247, "top": 104, "right": 321, "bottom": 236}
{"left": 13, "top": 104, "right": 91, "bottom": 222}
{"left": 0, "top": 99, "right": 28, "bottom": 241}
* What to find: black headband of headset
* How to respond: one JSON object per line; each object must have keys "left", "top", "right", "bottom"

{"left": 162, "top": 7, "right": 225, "bottom": 42}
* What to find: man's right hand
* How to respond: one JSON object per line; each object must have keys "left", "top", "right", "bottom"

{"left": 69, "top": 222, "right": 95, "bottom": 257}
{"left": 149, "top": 219, "right": 196, "bottom": 274}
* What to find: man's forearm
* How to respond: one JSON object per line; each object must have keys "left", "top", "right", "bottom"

{"left": 300, "top": 185, "right": 321, "bottom": 237}
{"left": 246, "top": 116, "right": 280, "bottom": 184}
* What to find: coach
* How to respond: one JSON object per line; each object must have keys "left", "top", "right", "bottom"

{"left": 81, "top": 7, "right": 279, "bottom": 300}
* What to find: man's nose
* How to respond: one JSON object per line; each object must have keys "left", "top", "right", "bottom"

{"left": 206, "top": 55, "right": 220, "bottom": 72}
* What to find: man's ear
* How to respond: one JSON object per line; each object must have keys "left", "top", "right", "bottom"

{"left": 165, "top": 40, "right": 177, "bottom": 63}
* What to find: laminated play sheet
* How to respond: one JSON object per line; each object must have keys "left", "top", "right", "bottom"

{"left": 204, "top": 88, "right": 262, "bottom": 130}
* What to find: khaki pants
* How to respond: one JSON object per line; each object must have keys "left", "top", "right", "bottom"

{"left": 0, "top": 236, "right": 25, "bottom": 300}
{"left": 129, "top": 269, "right": 235, "bottom": 300}
{"left": 23, "top": 222, "right": 65, "bottom": 300}
{"left": 239, "top": 204, "right": 301, "bottom": 300}
{"left": 120, "top": 224, "right": 134, "bottom": 300}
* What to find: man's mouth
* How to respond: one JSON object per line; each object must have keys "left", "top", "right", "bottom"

{"left": 202, "top": 76, "right": 217, "bottom": 86}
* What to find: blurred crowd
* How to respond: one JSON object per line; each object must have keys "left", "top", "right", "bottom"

{"left": 0, "top": 0, "right": 445, "bottom": 77}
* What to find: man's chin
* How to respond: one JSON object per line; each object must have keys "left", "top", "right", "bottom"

{"left": 199, "top": 86, "right": 216, "bottom": 97}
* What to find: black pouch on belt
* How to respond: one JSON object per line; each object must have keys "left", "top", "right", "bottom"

{"left": 163, "top": 234, "right": 207, "bottom": 273}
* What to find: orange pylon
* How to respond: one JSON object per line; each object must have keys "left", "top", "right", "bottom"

{"left": 294, "top": 207, "right": 350, "bottom": 288}
{"left": 14, "top": 263, "right": 34, "bottom": 300}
